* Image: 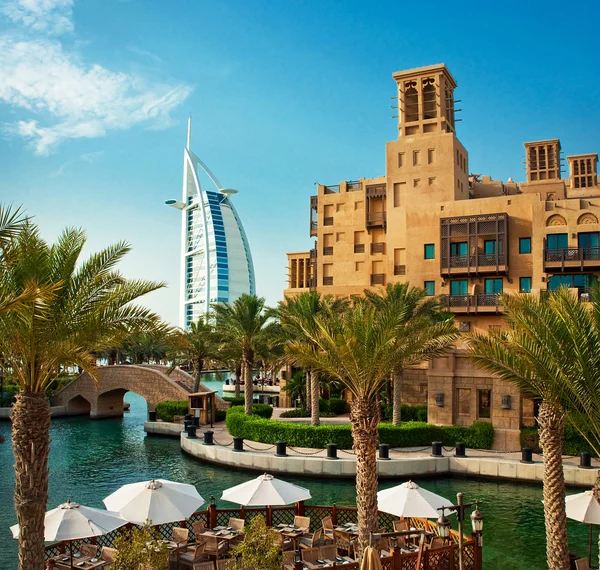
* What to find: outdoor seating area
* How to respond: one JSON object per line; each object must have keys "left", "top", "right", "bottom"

{"left": 37, "top": 474, "right": 482, "bottom": 570}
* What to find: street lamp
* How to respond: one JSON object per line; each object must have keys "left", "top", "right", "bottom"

{"left": 436, "top": 493, "right": 484, "bottom": 570}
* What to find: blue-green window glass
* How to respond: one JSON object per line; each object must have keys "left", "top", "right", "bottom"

{"left": 519, "top": 238, "right": 531, "bottom": 254}
{"left": 519, "top": 277, "right": 532, "bottom": 293}
{"left": 450, "top": 242, "right": 468, "bottom": 257}
{"left": 484, "top": 240, "right": 500, "bottom": 255}
{"left": 424, "top": 281, "right": 435, "bottom": 296}
{"left": 547, "top": 233, "right": 568, "bottom": 250}
{"left": 484, "top": 278, "right": 503, "bottom": 295}
{"left": 424, "top": 244, "right": 435, "bottom": 259}
{"left": 450, "top": 279, "right": 468, "bottom": 296}
{"left": 548, "top": 273, "right": 598, "bottom": 290}
{"left": 578, "top": 232, "right": 599, "bottom": 248}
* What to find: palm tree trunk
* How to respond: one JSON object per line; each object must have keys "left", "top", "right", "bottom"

{"left": 392, "top": 369, "right": 403, "bottom": 426}
{"left": 193, "top": 357, "right": 204, "bottom": 393}
{"left": 538, "top": 401, "right": 569, "bottom": 570}
{"left": 12, "top": 391, "right": 51, "bottom": 570}
{"left": 311, "top": 371, "right": 320, "bottom": 427}
{"left": 243, "top": 353, "right": 253, "bottom": 415}
{"left": 350, "top": 395, "right": 380, "bottom": 556}
{"left": 306, "top": 370, "right": 312, "bottom": 413}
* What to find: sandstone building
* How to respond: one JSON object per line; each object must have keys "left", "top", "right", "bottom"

{"left": 283, "top": 63, "right": 600, "bottom": 450}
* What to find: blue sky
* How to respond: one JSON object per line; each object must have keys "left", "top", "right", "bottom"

{"left": 1, "top": 0, "right": 599, "bottom": 325}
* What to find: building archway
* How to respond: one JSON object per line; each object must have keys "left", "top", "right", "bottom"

{"left": 66, "top": 395, "right": 91, "bottom": 417}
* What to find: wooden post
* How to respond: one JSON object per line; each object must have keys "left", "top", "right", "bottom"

{"left": 240, "top": 506, "right": 246, "bottom": 522}
{"left": 472, "top": 534, "right": 483, "bottom": 570}
{"left": 209, "top": 503, "right": 217, "bottom": 529}
{"left": 296, "top": 500, "right": 305, "bottom": 516}
{"left": 266, "top": 505, "right": 273, "bottom": 527}
{"left": 391, "top": 546, "right": 401, "bottom": 570}
{"left": 332, "top": 504, "right": 338, "bottom": 526}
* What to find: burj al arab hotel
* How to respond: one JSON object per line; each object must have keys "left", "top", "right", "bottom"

{"left": 166, "top": 119, "right": 255, "bottom": 329}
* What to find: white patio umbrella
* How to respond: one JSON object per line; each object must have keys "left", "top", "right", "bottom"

{"left": 103, "top": 479, "right": 205, "bottom": 525}
{"left": 221, "top": 473, "right": 311, "bottom": 506}
{"left": 377, "top": 480, "right": 453, "bottom": 519}
{"left": 10, "top": 500, "right": 127, "bottom": 570}
{"left": 566, "top": 490, "right": 600, "bottom": 568}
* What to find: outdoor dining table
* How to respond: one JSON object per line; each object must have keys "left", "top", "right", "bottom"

{"left": 334, "top": 524, "right": 358, "bottom": 535}
{"left": 303, "top": 556, "right": 356, "bottom": 569}
{"left": 51, "top": 554, "right": 107, "bottom": 570}
{"left": 201, "top": 528, "right": 242, "bottom": 542}
{"left": 276, "top": 523, "right": 305, "bottom": 549}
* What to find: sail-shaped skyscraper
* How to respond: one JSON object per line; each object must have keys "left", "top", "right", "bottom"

{"left": 166, "top": 119, "right": 255, "bottom": 329}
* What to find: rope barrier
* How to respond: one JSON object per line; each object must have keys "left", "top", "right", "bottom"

{"left": 212, "top": 439, "right": 234, "bottom": 447}
{"left": 288, "top": 446, "right": 326, "bottom": 456}
{"left": 338, "top": 448, "right": 356, "bottom": 456}
{"left": 244, "top": 442, "right": 276, "bottom": 452}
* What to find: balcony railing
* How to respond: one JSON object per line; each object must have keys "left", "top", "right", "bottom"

{"left": 541, "top": 287, "right": 592, "bottom": 301}
{"left": 441, "top": 253, "right": 508, "bottom": 275}
{"left": 354, "top": 244, "right": 365, "bottom": 253}
{"left": 366, "top": 212, "right": 386, "bottom": 227}
{"left": 394, "top": 265, "right": 406, "bottom": 275}
{"left": 442, "top": 294, "right": 502, "bottom": 313}
{"left": 324, "top": 184, "right": 340, "bottom": 194}
{"left": 310, "top": 220, "right": 317, "bottom": 236}
{"left": 370, "top": 274, "right": 385, "bottom": 286}
{"left": 371, "top": 243, "right": 385, "bottom": 254}
{"left": 323, "top": 246, "right": 333, "bottom": 256}
{"left": 544, "top": 247, "right": 600, "bottom": 271}
{"left": 323, "top": 217, "right": 334, "bottom": 226}
{"left": 347, "top": 180, "right": 361, "bottom": 191}
{"left": 323, "top": 276, "right": 333, "bottom": 286}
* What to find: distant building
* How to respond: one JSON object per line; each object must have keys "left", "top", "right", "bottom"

{"left": 167, "top": 119, "right": 255, "bottom": 329}
{"left": 283, "top": 63, "right": 599, "bottom": 449}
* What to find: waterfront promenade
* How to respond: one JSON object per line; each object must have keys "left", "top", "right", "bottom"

{"left": 145, "top": 412, "right": 599, "bottom": 487}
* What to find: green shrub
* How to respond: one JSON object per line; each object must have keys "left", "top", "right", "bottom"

{"left": 215, "top": 409, "right": 227, "bottom": 422}
{"left": 380, "top": 404, "right": 428, "bottom": 423}
{"left": 521, "top": 424, "right": 596, "bottom": 457}
{"left": 223, "top": 396, "right": 245, "bottom": 406}
{"left": 155, "top": 400, "right": 188, "bottom": 422}
{"left": 280, "top": 408, "right": 336, "bottom": 418}
{"left": 226, "top": 407, "right": 494, "bottom": 450}
{"left": 328, "top": 398, "right": 348, "bottom": 415}
{"left": 251, "top": 403, "right": 273, "bottom": 419}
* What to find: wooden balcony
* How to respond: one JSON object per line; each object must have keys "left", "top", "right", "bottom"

{"left": 370, "top": 274, "right": 385, "bottom": 286}
{"left": 354, "top": 244, "right": 365, "bottom": 254}
{"left": 544, "top": 246, "right": 600, "bottom": 272}
{"left": 323, "top": 217, "right": 334, "bottom": 226}
{"left": 394, "top": 265, "right": 406, "bottom": 275}
{"left": 442, "top": 294, "right": 502, "bottom": 314}
{"left": 366, "top": 212, "right": 386, "bottom": 228}
{"left": 323, "top": 276, "right": 333, "bottom": 286}
{"left": 371, "top": 242, "right": 385, "bottom": 254}
{"left": 441, "top": 253, "right": 508, "bottom": 276}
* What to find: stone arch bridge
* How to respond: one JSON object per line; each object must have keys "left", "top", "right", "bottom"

{"left": 52, "top": 365, "right": 227, "bottom": 419}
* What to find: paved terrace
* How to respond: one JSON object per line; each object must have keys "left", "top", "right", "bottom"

{"left": 145, "top": 412, "right": 600, "bottom": 488}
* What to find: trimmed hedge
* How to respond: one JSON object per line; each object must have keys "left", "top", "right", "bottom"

{"left": 319, "top": 398, "right": 348, "bottom": 415}
{"left": 521, "top": 424, "right": 596, "bottom": 457}
{"left": 251, "top": 403, "right": 273, "bottom": 419}
{"left": 280, "top": 408, "right": 336, "bottom": 418}
{"left": 226, "top": 406, "right": 494, "bottom": 450}
{"left": 381, "top": 404, "right": 428, "bottom": 423}
{"left": 223, "top": 396, "right": 245, "bottom": 406}
{"left": 156, "top": 401, "right": 188, "bottom": 422}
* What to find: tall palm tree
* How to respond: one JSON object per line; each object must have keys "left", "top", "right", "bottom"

{"left": 169, "top": 317, "right": 220, "bottom": 392}
{"left": 286, "top": 298, "right": 457, "bottom": 552}
{"left": 212, "top": 294, "right": 276, "bottom": 415}
{"left": 467, "top": 288, "right": 600, "bottom": 570}
{"left": 0, "top": 224, "right": 164, "bottom": 570}
{"left": 365, "top": 283, "right": 457, "bottom": 425}
{"left": 278, "top": 292, "right": 348, "bottom": 426}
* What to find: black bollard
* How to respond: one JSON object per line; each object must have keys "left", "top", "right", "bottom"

{"left": 192, "top": 417, "right": 200, "bottom": 427}
{"left": 148, "top": 411, "right": 157, "bottom": 422}
{"left": 233, "top": 437, "right": 244, "bottom": 452}
{"left": 431, "top": 441, "right": 443, "bottom": 457}
{"left": 185, "top": 413, "right": 193, "bottom": 421}
{"left": 276, "top": 441, "right": 287, "bottom": 457}
{"left": 327, "top": 443, "right": 338, "bottom": 459}
{"left": 188, "top": 425, "right": 197, "bottom": 439}
{"left": 379, "top": 444, "right": 390, "bottom": 460}
{"left": 580, "top": 451, "right": 592, "bottom": 469}
{"left": 520, "top": 447, "right": 533, "bottom": 464}
{"left": 183, "top": 420, "right": 192, "bottom": 434}
{"left": 203, "top": 430, "right": 214, "bottom": 445}
{"left": 455, "top": 442, "right": 466, "bottom": 457}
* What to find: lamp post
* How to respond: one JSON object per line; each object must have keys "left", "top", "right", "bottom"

{"left": 436, "top": 492, "right": 484, "bottom": 570}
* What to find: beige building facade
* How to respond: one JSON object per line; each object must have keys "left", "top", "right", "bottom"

{"left": 284, "top": 64, "right": 600, "bottom": 450}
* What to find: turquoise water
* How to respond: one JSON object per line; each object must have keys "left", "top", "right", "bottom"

{"left": 0, "top": 393, "right": 597, "bottom": 569}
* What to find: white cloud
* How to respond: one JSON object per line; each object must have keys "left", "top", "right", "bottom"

{"left": 0, "top": 1, "right": 193, "bottom": 154}
{"left": 3, "top": 0, "right": 74, "bottom": 35}
{"left": 80, "top": 150, "right": 103, "bottom": 163}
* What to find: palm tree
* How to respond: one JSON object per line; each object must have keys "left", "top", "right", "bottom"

{"left": 170, "top": 317, "right": 220, "bottom": 392}
{"left": 279, "top": 292, "right": 348, "bottom": 426}
{"left": 365, "top": 283, "right": 457, "bottom": 425}
{"left": 0, "top": 224, "right": 164, "bottom": 570}
{"left": 212, "top": 294, "right": 276, "bottom": 415}
{"left": 285, "top": 298, "right": 457, "bottom": 553}
{"left": 467, "top": 288, "right": 600, "bottom": 570}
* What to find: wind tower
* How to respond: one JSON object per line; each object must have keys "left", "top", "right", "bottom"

{"left": 166, "top": 118, "right": 255, "bottom": 329}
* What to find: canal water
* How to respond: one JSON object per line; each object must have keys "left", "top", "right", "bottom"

{"left": 0, "top": 393, "right": 596, "bottom": 569}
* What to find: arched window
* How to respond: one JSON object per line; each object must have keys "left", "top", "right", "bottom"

{"left": 422, "top": 78, "right": 437, "bottom": 119}
{"left": 404, "top": 81, "right": 419, "bottom": 122}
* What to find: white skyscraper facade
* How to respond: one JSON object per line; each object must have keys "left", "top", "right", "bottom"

{"left": 167, "top": 120, "right": 255, "bottom": 329}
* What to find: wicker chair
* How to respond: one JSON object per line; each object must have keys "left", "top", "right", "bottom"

{"left": 99, "top": 546, "right": 117, "bottom": 569}
{"left": 228, "top": 518, "right": 245, "bottom": 531}
{"left": 203, "top": 535, "right": 229, "bottom": 560}
{"left": 393, "top": 519, "right": 409, "bottom": 533}
{"left": 171, "top": 527, "right": 190, "bottom": 549}
{"left": 282, "top": 551, "right": 296, "bottom": 570}
{"left": 179, "top": 544, "right": 207, "bottom": 569}
{"left": 319, "top": 545, "right": 337, "bottom": 560}
{"left": 79, "top": 543, "right": 97, "bottom": 558}
{"left": 274, "top": 530, "right": 294, "bottom": 552}
{"left": 333, "top": 529, "right": 355, "bottom": 558}
{"left": 293, "top": 515, "right": 310, "bottom": 531}
{"left": 192, "top": 520, "right": 207, "bottom": 542}
{"left": 321, "top": 516, "right": 334, "bottom": 544}
{"left": 216, "top": 559, "right": 236, "bottom": 570}
{"left": 301, "top": 547, "right": 321, "bottom": 563}
{"left": 193, "top": 562, "right": 216, "bottom": 570}
{"left": 299, "top": 528, "right": 322, "bottom": 549}
{"left": 575, "top": 559, "right": 590, "bottom": 570}
{"left": 429, "top": 537, "right": 445, "bottom": 550}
